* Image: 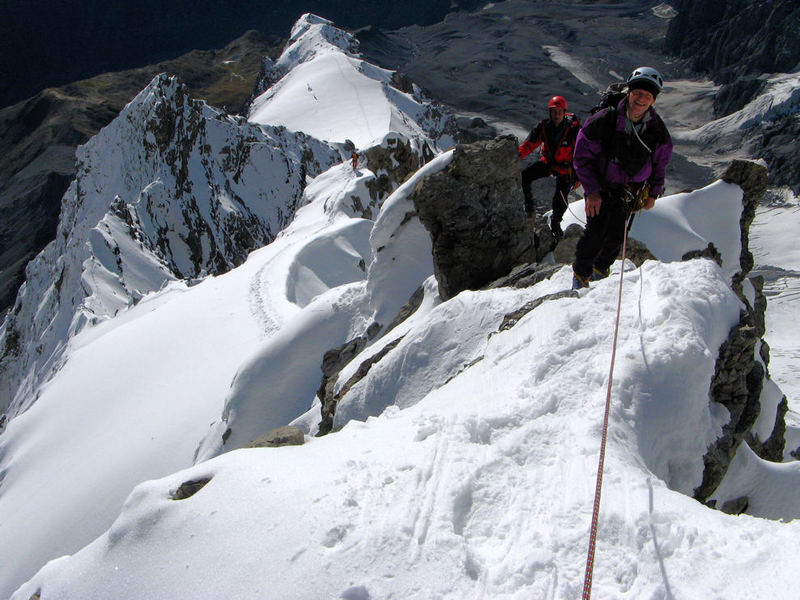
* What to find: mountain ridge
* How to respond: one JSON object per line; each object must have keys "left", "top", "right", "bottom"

{"left": 0, "top": 30, "right": 284, "bottom": 315}
{"left": 0, "top": 8, "right": 799, "bottom": 599}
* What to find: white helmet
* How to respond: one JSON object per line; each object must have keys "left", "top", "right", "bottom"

{"left": 627, "top": 66, "right": 664, "bottom": 96}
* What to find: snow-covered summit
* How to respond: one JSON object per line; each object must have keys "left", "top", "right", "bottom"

{"left": 277, "top": 13, "right": 361, "bottom": 74}
{"left": 249, "top": 13, "right": 455, "bottom": 150}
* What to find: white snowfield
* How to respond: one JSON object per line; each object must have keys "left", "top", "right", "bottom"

{"left": 249, "top": 13, "right": 454, "bottom": 151}
{"left": 2, "top": 12, "right": 800, "bottom": 600}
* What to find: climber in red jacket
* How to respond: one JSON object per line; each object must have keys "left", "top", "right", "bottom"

{"left": 519, "top": 95, "right": 581, "bottom": 239}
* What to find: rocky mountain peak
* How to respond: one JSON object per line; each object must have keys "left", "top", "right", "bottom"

{"left": 0, "top": 73, "right": 342, "bottom": 417}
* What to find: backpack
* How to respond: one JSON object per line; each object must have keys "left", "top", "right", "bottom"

{"left": 589, "top": 82, "right": 628, "bottom": 115}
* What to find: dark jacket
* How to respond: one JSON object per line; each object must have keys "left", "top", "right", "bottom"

{"left": 519, "top": 113, "right": 580, "bottom": 176}
{"left": 573, "top": 98, "right": 672, "bottom": 197}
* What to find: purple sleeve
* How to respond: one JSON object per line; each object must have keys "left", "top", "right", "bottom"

{"left": 648, "top": 137, "right": 673, "bottom": 197}
{"left": 573, "top": 128, "right": 604, "bottom": 196}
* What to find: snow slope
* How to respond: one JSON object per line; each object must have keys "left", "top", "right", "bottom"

{"left": 0, "top": 14, "right": 456, "bottom": 596}
{"left": 249, "top": 14, "right": 454, "bottom": 151}
{"left": 11, "top": 182, "right": 800, "bottom": 598}
{"left": 2, "top": 12, "right": 799, "bottom": 600}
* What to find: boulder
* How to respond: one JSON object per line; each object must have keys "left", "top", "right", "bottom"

{"left": 411, "top": 135, "right": 537, "bottom": 300}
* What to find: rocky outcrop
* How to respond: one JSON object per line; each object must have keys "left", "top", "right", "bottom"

{"left": 411, "top": 136, "right": 537, "bottom": 300}
{"left": 721, "top": 160, "right": 768, "bottom": 299}
{"left": 170, "top": 477, "right": 213, "bottom": 500}
{"left": 316, "top": 323, "right": 382, "bottom": 435}
{"left": 693, "top": 160, "right": 791, "bottom": 506}
{"left": 316, "top": 286, "right": 427, "bottom": 437}
{"left": 247, "top": 426, "right": 305, "bottom": 448}
{"left": 363, "top": 136, "right": 431, "bottom": 214}
{"left": 694, "top": 307, "right": 765, "bottom": 503}
{"left": 318, "top": 335, "right": 405, "bottom": 436}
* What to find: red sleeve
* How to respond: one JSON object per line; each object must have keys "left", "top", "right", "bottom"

{"left": 518, "top": 140, "right": 541, "bottom": 158}
{"left": 519, "top": 121, "right": 544, "bottom": 158}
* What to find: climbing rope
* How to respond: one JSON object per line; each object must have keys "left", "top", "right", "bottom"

{"left": 581, "top": 210, "right": 634, "bottom": 600}
{"left": 558, "top": 189, "right": 587, "bottom": 226}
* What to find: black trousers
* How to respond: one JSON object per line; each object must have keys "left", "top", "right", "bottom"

{"left": 573, "top": 190, "right": 632, "bottom": 279}
{"left": 521, "top": 161, "right": 572, "bottom": 224}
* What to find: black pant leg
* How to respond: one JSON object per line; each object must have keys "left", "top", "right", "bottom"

{"left": 592, "top": 193, "right": 629, "bottom": 272}
{"left": 521, "top": 161, "right": 550, "bottom": 209}
{"left": 550, "top": 174, "right": 571, "bottom": 226}
{"left": 573, "top": 191, "right": 627, "bottom": 278}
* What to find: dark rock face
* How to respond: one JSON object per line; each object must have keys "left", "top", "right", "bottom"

{"left": 694, "top": 309, "right": 765, "bottom": 503}
{"left": 665, "top": 0, "right": 800, "bottom": 84}
{"left": 317, "top": 287, "right": 427, "bottom": 437}
{"left": 453, "top": 116, "right": 499, "bottom": 144}
{"left": 316, "top": 323, "right": 382, "bottom": 436}
{"left": 721, "top": 160, "right": 768, "bottom": 298}
{"left": 759, "top": 115, "right": 800, "bottom": 193}
{"left": 666, "top": 1, "right": 800, "bottom": 193}
{"left": 712, "top": 77, "right": 766, "bottom": 119}
{"left": 411, "top": 136, "right": 537, "bottom": 300}
{"left": 318, "top": 335, "right": 405, "bottom": 437}
{"left": 364, "top": 137, "right": 428, "bottom": 214}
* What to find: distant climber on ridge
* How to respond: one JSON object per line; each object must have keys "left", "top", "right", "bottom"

{"left": 518, "top": 95, "right": 580, "bottom": 239}
{"left": 571, "top": 67, "right": 673, "bottom": 289}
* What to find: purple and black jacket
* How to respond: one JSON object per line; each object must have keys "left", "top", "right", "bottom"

{"left": 573, "top": 97, "right": 673, "bottom": 198}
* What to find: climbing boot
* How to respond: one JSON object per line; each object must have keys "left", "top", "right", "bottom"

{"left": 572, "top": 272, "right": 590, "bottom": 289}
{"left": 590, "top": 267, "right": 610, "bottom": 281}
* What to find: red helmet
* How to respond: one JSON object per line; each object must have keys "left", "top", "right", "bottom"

{"left": 548, "top": 95, "right": 567, "bottom": 110}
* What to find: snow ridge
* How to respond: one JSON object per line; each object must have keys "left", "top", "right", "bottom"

{"left": 249, "top": 13, "right": 456, "bottom": 150}
{"left": 2, "top": 13, "right": 800, "bottom": 600}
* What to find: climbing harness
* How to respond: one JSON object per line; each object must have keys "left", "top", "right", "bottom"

{"left": 581, "top": 210, "right": 634, "bottom": 600}
{"left": 623, "top": 181, "right": 650, "bottom": 213}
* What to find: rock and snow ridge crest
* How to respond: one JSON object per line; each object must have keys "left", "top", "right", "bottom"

{"left": 248, "top": 13, "right": 457, "bottom": 150}
{"left": 0, "top": 12, "right": 458, "bottom": 421}
{"left": 0, "top": 73, "right": 341, "bottom": 417}
{"left": 1, "top": 12, "right": 800, "bottom": 600}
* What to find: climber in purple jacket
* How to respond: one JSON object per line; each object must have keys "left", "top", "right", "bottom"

{"left": 571, "top": 67, "right": 673, "bottom": 289}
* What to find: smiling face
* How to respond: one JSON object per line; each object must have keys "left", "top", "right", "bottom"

{"left": 627, "top": 89, "right": 655, "bottom": 122}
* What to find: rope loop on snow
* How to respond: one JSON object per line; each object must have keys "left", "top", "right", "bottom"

{"left": 581, "top": 211, "right": 634, "bottom": 599}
